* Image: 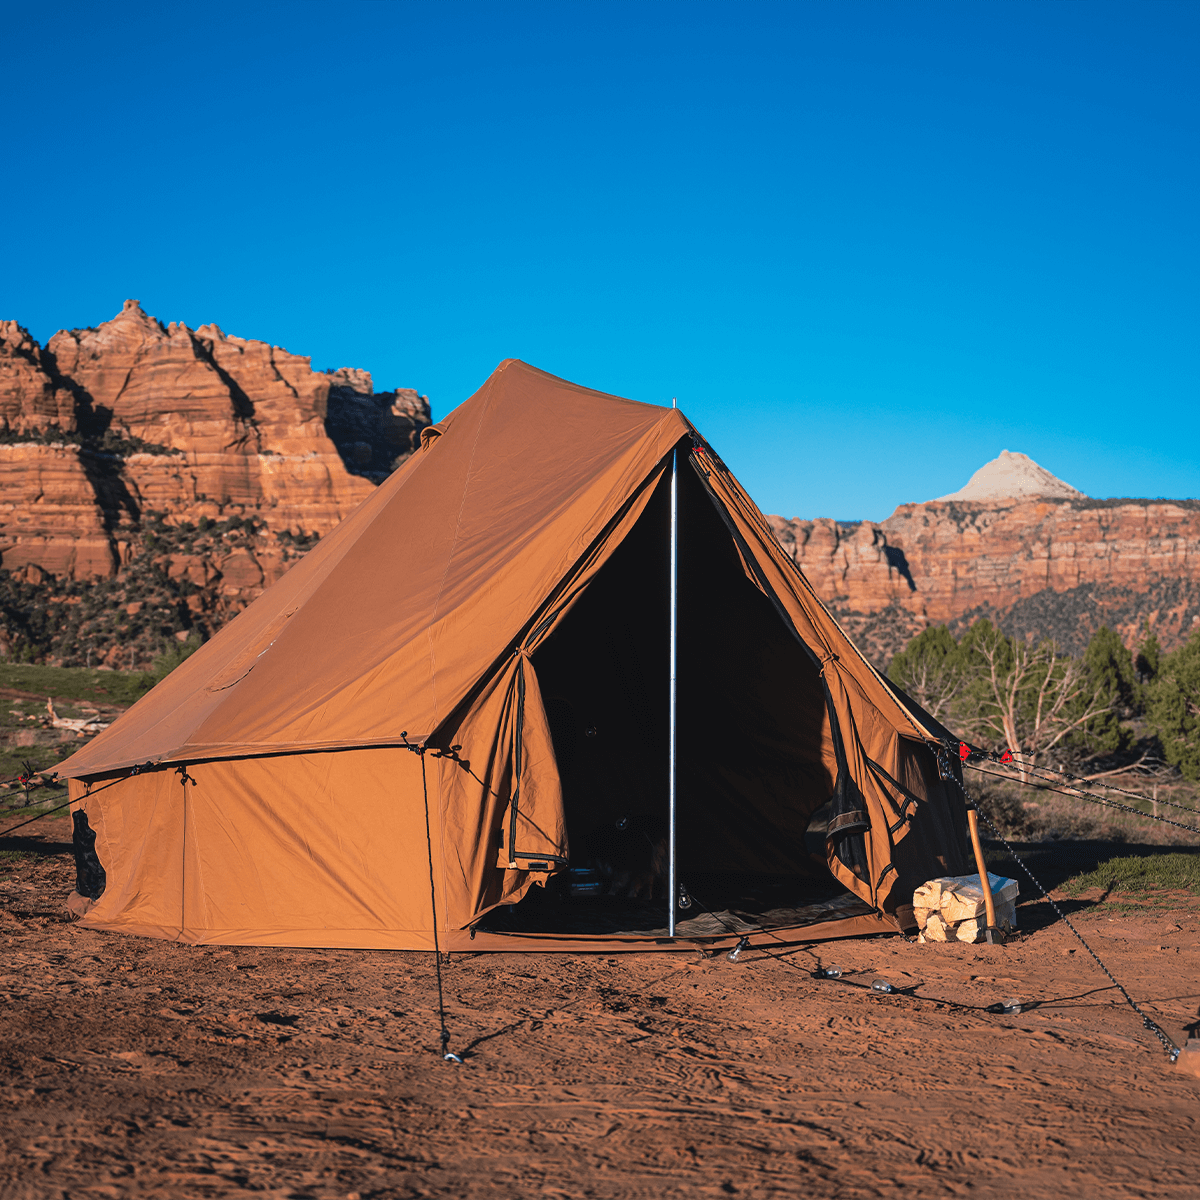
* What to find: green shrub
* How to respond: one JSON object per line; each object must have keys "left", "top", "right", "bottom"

{"left": 1135, "top": 618, "right": 1161, "bottom": 685}
{"left": 1147, "top": 628, "right": 1200, "bottom": 781}
{"left": 1080, "top": 625, "right": 1135, "bottom": 752}
{"left": 886, "top": 625, "right": 963, "bottom": 723}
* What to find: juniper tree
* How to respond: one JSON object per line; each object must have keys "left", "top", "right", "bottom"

{"left": 1081, "top": 625, "right": 1136, "bottom": 754}
{"left": 1147, "top": 628, "right": 1200, "bottom": 781}
{"left": 1135, "top": 617, "right": 1161, "bottom": 687}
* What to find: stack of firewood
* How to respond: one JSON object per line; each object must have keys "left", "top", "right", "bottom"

{"left": 913, "top": 874, "right": 1019, "bottom": 944}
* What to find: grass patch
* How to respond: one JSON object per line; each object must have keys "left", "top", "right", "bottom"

{"left": 0, "top": 849, "right": 33, "bottom": 862}
{"left": 0, "top": 790, "right": 71, "bottom": 817}
{"left": 0, "top": 663, "right": 156, "bottom": 705}
{"left": 0, "top": 743, "right": 80, "bottom": 782}
{"left": 1064, "top": 852, "right": 1200, "bottom": 896}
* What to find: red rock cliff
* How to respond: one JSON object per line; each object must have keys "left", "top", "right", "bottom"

{"left": 769, "top": 498, "right": 1200, "bottom": 662}
{"left": 0, "top": 302, "right": 429, "bottom": 666}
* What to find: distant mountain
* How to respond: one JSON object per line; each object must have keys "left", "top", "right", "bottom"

{"left": 937, "top": 449, "right": 1086, "bottom": 502}
{"left": 770, "top": 455, "right": 1199, "bottom": 664}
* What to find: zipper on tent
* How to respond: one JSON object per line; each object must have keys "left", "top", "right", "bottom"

{"left": 507, "top": 660, "right": 524, "bottom": 864}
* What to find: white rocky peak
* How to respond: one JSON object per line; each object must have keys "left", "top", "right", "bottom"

{"left": 937, "top": 450, "right": 1086, "bottom": 502}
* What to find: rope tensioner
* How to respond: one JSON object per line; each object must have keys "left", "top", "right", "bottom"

{"left": 955, "top": 734, "right": 1200, "bottom": 834}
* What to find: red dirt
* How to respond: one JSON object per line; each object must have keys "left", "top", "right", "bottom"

{"left": 2, "top": 814, "right": 1198, "bottom": 1199}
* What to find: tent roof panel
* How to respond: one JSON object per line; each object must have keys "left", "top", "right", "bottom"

{"left": 57, "top": 361, "right": 687, "bottom": 776}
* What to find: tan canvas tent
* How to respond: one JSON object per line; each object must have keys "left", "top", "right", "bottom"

{"left": 55, "top": 360, "right": 969, "bottom": 951}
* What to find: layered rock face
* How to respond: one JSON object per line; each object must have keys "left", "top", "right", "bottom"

{"left": 3, "top": 328, "right": 1192, "bottom": 673}
{"left": 769, "top": 498, "right": 1200, "bottom": 663}
{"left": 0, "top": 302, "right": 429, "bottom": 665}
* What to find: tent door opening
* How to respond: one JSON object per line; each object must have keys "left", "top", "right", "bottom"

{"left": 481, "top": 459, "right": 872, "bottom": 940}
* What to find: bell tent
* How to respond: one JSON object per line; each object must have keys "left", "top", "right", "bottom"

{"left": 55, "top": 360, "right": 969, "bottom": 951}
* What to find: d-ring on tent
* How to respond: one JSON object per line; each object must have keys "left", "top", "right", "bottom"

{"left": 55, "top": 361, "right": 970, "bottom": 951}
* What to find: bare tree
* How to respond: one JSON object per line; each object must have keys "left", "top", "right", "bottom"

{"left": 961, "top": 625, "right": 1118, "bottom": 784}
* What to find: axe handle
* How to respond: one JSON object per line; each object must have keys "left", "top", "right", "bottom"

{"left": 966, "top": 808, "right": 998, "bottom": 932}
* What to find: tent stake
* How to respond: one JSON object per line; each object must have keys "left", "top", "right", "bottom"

{"left": 668, "top": 412, "right": 678, "bottom": 938}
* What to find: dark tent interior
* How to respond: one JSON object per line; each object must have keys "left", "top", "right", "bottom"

{"left": 481, "top": 460, "right": 872, "bottom": 938}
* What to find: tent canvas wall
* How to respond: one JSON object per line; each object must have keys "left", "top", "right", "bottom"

{"left": 55, "top": 361, "right": 969, "bottom": 951}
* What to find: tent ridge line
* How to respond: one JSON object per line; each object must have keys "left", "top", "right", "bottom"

{"left": 506, "top": 358, "right": 678, "bottom": 411}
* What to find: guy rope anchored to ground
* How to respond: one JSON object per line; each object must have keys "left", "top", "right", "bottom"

{"left": 400, "top": 731, "right": 463, "bottom": 1065}
{"left": 945, "top": 739, "right": 1184, "bottom": 1062}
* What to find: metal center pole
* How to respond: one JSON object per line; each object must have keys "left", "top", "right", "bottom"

{"left": 668, "top": 417, "right": 679, "bottom": 936}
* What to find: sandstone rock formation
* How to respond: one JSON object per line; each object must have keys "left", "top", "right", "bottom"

{"left": 0, "top": 302, "right": 430, "bottom": 666}
{"left": 2, "top": 315, "right": 1193, "bottom": 675}
{"left": 0, "top": 445, "right": 114, "bottom": 580}
{"left": 0, "top": 322, "right": 77, "bottom": 435}
{"left": 770, "top": 495, "right": 1200, "bottom": 664}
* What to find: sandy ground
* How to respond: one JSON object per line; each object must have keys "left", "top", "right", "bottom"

{"left": 2, "top": 814, "right": 1198, "bottom": 1200}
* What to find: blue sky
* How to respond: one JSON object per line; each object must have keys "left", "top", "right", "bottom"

{"left": 2, "top": 1, "right": 1196, "bottom": 520}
